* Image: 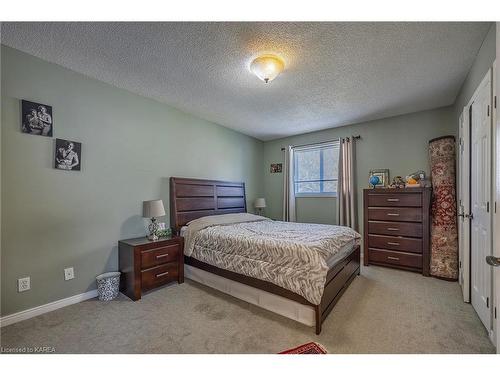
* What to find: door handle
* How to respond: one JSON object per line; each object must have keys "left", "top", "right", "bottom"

{"left": 459, "top": 213, "right": 473, "bottom": 219}
{"left": 486, "top": 256, "right": 500, "bottom": 267}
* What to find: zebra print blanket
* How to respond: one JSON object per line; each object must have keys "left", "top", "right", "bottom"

{"left": 184, "top": 213, "right": 360, "bottom": 305}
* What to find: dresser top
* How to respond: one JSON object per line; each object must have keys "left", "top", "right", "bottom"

{"left": 364, "top": 187, "right": 431, "bottom": 193}
{"left": 119, "top": 235, "right": 178, "bottom": 247}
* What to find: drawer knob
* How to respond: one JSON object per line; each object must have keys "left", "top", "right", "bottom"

{"left": 387, "top": 256, "right": 400, "bottom": 261}
{"left": 387, "top": 242, "right": 400, "bottom": 246}
{"left": 387, "top": 227, "right": 399, "bottom": 231}
{"left": 156, "top": 253, "right": 169, "bottom": 259}
{"left": 387, "top": 198, "right": 400, "bottom": 202}
{"left": 387, "top": 213, "right": 400, "bottom": 216}
{"left": 156, "top": 271, "right": 169, "bottom": 278}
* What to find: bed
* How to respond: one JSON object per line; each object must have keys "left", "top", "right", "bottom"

{"left": 170, "top": 177, "right": 361, "bottom": 334}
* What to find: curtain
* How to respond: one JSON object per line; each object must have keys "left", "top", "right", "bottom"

{"left": 282, "top": 145, "right": 296, "bottom": 222}
{"left": 337, "top": 137, "right": 357, "bottom": 230}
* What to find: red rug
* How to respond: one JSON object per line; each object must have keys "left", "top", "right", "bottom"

{"left": 428, "top": 135, "right": 458, "bottom": 280}
{"left": 279, "top": 342, "right": 328, "bottom": 354}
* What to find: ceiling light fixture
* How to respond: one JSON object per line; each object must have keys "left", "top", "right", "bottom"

{"left": 250, "top": 55, "right": 285, "bottom": 84}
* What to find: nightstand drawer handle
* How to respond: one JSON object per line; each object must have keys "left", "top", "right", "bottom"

{"left": 387, "top": 198, "right": 399, "bottom": 202}
{"left": 387, "top": 227, "right": 399, "bottom": 231}
{"left": 387, "top": 242, "right": 400, "bottom": 246}
{"left": 387, "top": 256, "right": 400, "bottom": 261}
{"left": 156, "top": 253, "right": 169, "bottom": 259}
{"left": 156, "top": 271, "right": 169, "bottom": 278}
{"left": 387, "top": 213, "right": 400, "bottom": 216}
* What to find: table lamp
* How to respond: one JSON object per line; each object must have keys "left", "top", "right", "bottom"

{"left": 143, "top": 199, "right": 166, "bottom": 241}
{"left": 254, "top": 198, "right": 266, "bottom": 216}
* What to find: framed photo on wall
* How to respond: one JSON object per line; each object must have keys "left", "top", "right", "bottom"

{"left": 270, "top": 163, "right": 282, "bottom": 173}
{"left": 21, "top": 100, "right": 53, "bottom": 137}
{"left": 54, "top": 138, "right": 82, "bottom": 171}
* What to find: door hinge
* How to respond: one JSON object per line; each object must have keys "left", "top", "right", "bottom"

{"left": 487, "top": 201, "right": 490, "bottom": 212}
{"left": 495, "top": 306, "right": 497, "bottom": 320}
{"left": 487, "top": 105, "right": 490, "bottom": 116}
{"left": 495, "top": 201, "right": 497, "bottom": 214}
{"left": 486, "top": 297, "right": 489, "bottom": 308}
{"left": 459, "top": 260, "right": 462, "bottom": 269}
{"left": 495, "top": 96, "right": 497, "bottom": 109}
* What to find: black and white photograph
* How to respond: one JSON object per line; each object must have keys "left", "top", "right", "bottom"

{"left": 21, "top": 100, "right": 53, "bottom": 137}
{"left": 270, "top": 163, "right": 282, "bottom": 173}
{"left": 54, "top": 138, "right": 81, "bottom": 171}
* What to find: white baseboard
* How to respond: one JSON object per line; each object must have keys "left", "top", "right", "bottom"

{"left": 0, "top": 289, "right": 98, "bottom": 328}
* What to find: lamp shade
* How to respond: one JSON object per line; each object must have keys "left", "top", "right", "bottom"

{"left": 143, "top": 199, "right": 166, "bottom": 218}
{"left": 254, "top": 198, "right": 267, "bottom": 208}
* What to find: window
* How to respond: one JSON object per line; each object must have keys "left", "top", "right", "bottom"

{"left": 293, "top": 142, "right": 339, "bottom": 197}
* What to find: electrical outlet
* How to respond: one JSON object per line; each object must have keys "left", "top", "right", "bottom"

{"left": 18, "top": 277, "right": 31, "bottom": 292}
{"left": 64, "top": 267, "right": 75, "bottom": 281}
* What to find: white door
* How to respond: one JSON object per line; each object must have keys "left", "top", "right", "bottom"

{"left": 494, "top": 34, "right": 500, "bottom": 352}
{"left": 458, "top": 109, "right": 471, "bottom": 303}
{"left": 470, "top": 70, "right": 493, "bottom": 331}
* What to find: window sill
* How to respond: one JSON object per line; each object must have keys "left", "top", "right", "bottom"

{"left": 295, "top": 194, "right": 337, "bottom": 198}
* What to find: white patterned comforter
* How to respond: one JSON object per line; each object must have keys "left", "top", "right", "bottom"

{"left": 184, "top": 213, "right": 360, "bottom": 305}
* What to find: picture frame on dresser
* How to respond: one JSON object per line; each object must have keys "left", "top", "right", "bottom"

{"left": 369, "top": 169, "right": 389, "bottom": 188}
{"left": 363, "top": 187, "right": 432, "bottom": 276}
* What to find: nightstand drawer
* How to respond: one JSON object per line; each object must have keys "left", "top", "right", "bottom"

{"left": 141, "top": 262, "right": 179, "bottom": 290}
{"left": 369, "top": 248, "right": 422, "bottom": 269}
{"left": 141, "top": 244, "right": 180, "bottom": 269}
{"left": 368, "top": 234, "right": 422, "bottom": 253}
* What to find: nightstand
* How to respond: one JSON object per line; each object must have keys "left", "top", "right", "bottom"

{"left": 118, "top": 235, "right": 184, "bottom": 300}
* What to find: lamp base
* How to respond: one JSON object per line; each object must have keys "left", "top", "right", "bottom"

{"left": 148, "top": 217, "right": 159, "bottom": 241}
{"left": 148, "top": 234, "right": 159, "bottom": 241}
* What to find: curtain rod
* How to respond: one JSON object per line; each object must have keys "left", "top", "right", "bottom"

{"left": 280, "top": 135, "right": 361, "bottom": 151}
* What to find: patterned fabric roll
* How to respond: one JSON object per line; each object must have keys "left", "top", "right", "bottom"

{"left": 428, "top": 136, "right": 458, "bottom": 280}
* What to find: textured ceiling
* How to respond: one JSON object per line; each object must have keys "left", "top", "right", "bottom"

{"left": 1, "top": 22, "right": 491, "bottom": 140}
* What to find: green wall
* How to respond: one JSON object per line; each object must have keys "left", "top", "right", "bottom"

{"left": 1, "top": 46, "right": 264, "bottom": 316}
{"left": 263, "top": 106, "right": 456, "bottom": 229}
{"left": 453, "top": 24, "right": 496, "bottom": 121}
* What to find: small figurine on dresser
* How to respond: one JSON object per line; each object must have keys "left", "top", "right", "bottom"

{"left": 406, "top": 170, "right": 430, "bottom": 188}
{"left": 388, "top": 176, "right": 405, "bottom": 188}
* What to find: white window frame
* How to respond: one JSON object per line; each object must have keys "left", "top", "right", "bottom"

{"left": 293, "top": 141, "right": 339, "bottom": 198}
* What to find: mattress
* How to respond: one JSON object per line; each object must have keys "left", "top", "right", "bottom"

{"left": 180, "top": 225, "right": 356, "bottom": 269}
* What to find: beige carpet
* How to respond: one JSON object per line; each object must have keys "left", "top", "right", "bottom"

{"left": 0, "top": 265, "right": 495, "bottom": 354}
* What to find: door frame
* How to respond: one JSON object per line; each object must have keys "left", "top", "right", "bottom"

{"left": 469, "top": 69, "right": 493, "bottom": 334}
{"left": 493, "top": 27, "right": 499, "bottom": 351}
{"left": 461, "top": 67, "right": 495, "bottom": 344}
{"left": 458, "top": 107, "right": 471, "bottom": 303}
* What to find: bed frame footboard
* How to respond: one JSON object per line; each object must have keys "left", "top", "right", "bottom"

{"left": 315, "top": 245, "right": 361, "bottom": 334}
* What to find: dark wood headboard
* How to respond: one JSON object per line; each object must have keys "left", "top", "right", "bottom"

{"left": 169, "top": 177, "right": 247, "bottom": 232}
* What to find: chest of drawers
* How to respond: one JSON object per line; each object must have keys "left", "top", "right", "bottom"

{"left": 363, "top": 188, "right": 431, "bottom": 275}
{"left": 119, "top": 236, "right": 184, "bottom": 300}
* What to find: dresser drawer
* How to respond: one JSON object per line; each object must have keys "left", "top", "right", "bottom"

{"left": 368, "top": 234, "right": 422, "bottom": 253}
{"left": 368, "top": 248, "right": 422, "bottom": 269}
{"left": 141, "top": 244, "right": 180, "bottom": 269}
{"left": 368, "top": 221, "right": 423, "bottom": 238}
{"left": 141, "top": 262, "right": 179, "bottom": 290}
{"left": 368, "top": 207, "right": 422, "bottom": 222}
{"left": 367, "top": 193, "right": 421, "bottom": 207}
